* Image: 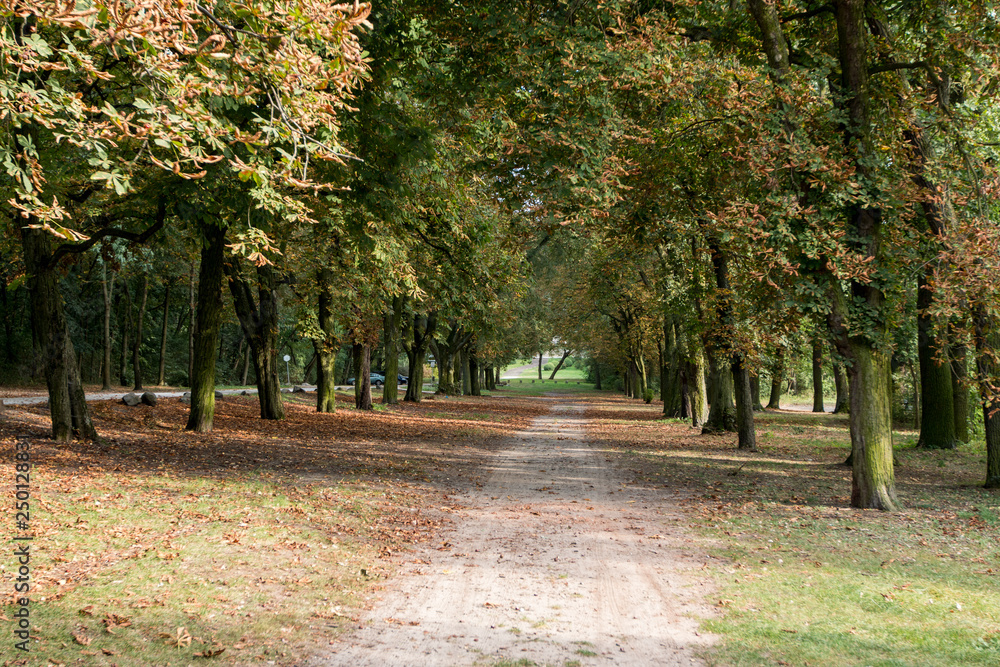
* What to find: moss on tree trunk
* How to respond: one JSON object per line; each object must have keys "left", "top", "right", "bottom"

{"left": 847, "top": 347, "right": 900, "bottom": 510}
{"left": 186, "top": 224, "right": 226, "bottom": 433}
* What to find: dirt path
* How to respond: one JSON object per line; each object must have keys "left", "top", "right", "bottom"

{"left": 313, "top": 400, "right": 715, "bottom": 666}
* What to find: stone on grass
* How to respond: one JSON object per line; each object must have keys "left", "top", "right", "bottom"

{"left": 140, "top": 391, "right": 157, "bottom": 406}
{"left": 122, "top": 392, "right": 141, "bottom": 406}
{"left": 181, "top": 392, "right": 191, "bottom": 404}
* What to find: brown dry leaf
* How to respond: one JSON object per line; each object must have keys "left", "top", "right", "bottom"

{"left": 101, "top": 648, "right": 115, "bottom": 656}
{"left": 71, "top": 630, "right": 92, "bottom": 646}
{"left": 102, "top": 613, "right": 132, "bottom": 634}
{"left": 78, "top": 605, "right": 96, "bottom": 616}
{"left": 160, "top": 626, "right": 192, "bottom": 648}
{"left": 194, "top": 647, "right": 226, "bottom": 658}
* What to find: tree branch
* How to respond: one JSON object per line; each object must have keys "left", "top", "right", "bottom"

{"left": 49, "top": 198, "right": 167, "bottom": 266}
{"left": 781, "top": 5, "right": 833, "bottom": 23}
{"left": 869, "top": 60, "right": 928, "bottom": 75}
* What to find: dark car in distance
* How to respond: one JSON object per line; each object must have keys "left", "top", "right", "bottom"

{"left": 346, "top": 373, "right": 385, "bottom": 387}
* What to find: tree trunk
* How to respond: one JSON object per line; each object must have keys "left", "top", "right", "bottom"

{"left": 119, "top": 278, "right": 131, "bottom": 386}
{"left": 101, "top": 265, "right": 114, "bottom": 391}
{"left": 663, "top": 319, "right": 682, "bottom": 416}
{"left": 689, "top": 345, "right": 708, "bottom": 428}
{"left": 538, "top": 351, "right": 543, "bottom": 380}
{"left": 706, "top": 242, "right": 741, "bottom": 435}
{"left": 917, "top": 272, "right": 956, "bottom": 448}
{"left": 974, "top": 308, "right": 1000, "bottom": 488}
{"left": 226, "top": 260, "right": 285, "bottom": 420}
{"left": 767, "top": 348, "right": 784, "bottom": 409}
{"left": 732, "top": 354, "right": 757, "bottom": 451}
{"left": 833, "top": 362, "right": 849, "bottom": 413}
{"left": 315, "top": 268, "right": 339, "bottom": 410}
{"left": 354, "top": 343, "right": 372, "bottom": 410}
{"left": 0, "top": 268, "right": 13, "bottom": 363}
{"left": 132, "top": 276, "right": 149, "bottom": 390}
{"left": 846, "top": 345, "right": 899, "bottom": 509}
{"left": 157, "top": 281, "right": 170, "bottom": 386}
{"left": 242, "top": 345, "right": 252, "bottom": 386}
{"left": 951, "top": 340, "right": 969, "bottom": 445}
{"left": 750, "top": 373, "right": 764, "bottom": 411}
{"left": 829, "top": 0, "right": 899, "bottom": 509}
{"left": 20, "top": 225, "right": 95, "bottom": 441}
{"left": 186, "top": 224, "right": 226, "bottom": 433}
{"left": 594, "top": 362, "right": 602, "bottom": 390}
{"left": 404, "top": 313, "right": 436, "bottom": 403}
{"left": 188, "top": 260, "right": 196, "bottom": 386}
{"left": 548, "top": 349, "right": 572, "bottom": 379}
{"left": 382, "top": 295, "right": 403, "bottom": 405}
{"left": 461, "top": 348, "right": 472, "bottom": 395}
{"left": 703, "top": 354, "right": 737, "bottom": 433}
{"left": 436, "top": 343, "right": 457, "bottom": 394}
{"left": 470, "top": 348, "right": 481, "bottom": 396}
{"left": 812, "top": 337, "right": 825, "bottom": 412}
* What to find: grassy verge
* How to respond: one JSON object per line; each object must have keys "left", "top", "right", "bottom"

{"left": 584, "top": 396, "right": 1000, "bottom": 667}
{"left": 494, "top": 379, "right": 601, "bottom": 396}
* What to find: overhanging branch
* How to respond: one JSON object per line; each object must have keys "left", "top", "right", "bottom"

{"left": 49, "top": 198, "right": 167, "bottom": 266}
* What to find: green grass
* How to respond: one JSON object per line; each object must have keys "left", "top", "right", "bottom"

{"left": 513, "top": 365, "right": 588, "bottom": 380}
{"left": 2, "top": 469, "right": 386, "bottom": 666}
{"left": 495, "top": 379, "right": 601, "bottom": 396}
{"left": 586, "top": 399, "right": 1000, "bottom": 667}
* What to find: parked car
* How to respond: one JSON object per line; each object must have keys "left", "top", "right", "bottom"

{"left": 372, "top": 370, "right": 408, "bottom": 385}
{"left": 346, "top": 373, "right": 385, "bottom": 388}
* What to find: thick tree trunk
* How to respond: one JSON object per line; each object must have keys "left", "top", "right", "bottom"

{"left": 405, "top": 347, "right": 424, "bottom": 402}
{"left": 382, "top": 295, "right": 403, "bottom": 405}
{"left": 188, "top": 260, "right": 196, "bottom": 386}
{"left": 404, "top": 313, "right": 436, "bottom": 403}
{"left": 436, "top": 344, "right": 457, "bottom": 394}
{"left": 833, "top": 362, "right": 849, "bottom": 413}
{"left": 767, "top": 348, "right": 784, "bottom": 409}
{"left": 186, "top": 224, "right": 226, "bottom": 433}
{"left": 689, "top": 345, "right": 708, "bottom": 428}
{"left": 812, "top": 337, "right": 825, "bottom": 412}
{"left": 101, "top": 266, "right": 114, "bottom": 391}
{"left": 974, "top": 309, "right": 1000, "bottom": 488}
{"left": 226, "top": 260, "right": 285, "bottom": 420}
{"left": 951, "top": 341, "right": 969, "bottom": 444}
{"left": 157, "top": 281, "right": 170, "bottom": 386}
{"left": 732, "top": 354, "right": 757, "bottom": 450}
{"left": 831, "top": 0, "right": 899, "bottom": 509}
{"left": 538, "top": 351, "right": 543, "bottom": 380}
{"left": 20, "top": 226, "right": 96, "bottom": 441}
{"left": 354, "top": 343, "right": 372, "bottom": 410}
{"left": 470, "top": 348, "right": 481, "bottom": 396}
{"left": 461, "top": 348, "right": 472, "bottom": 395}
{"left": 917, "top": 273, "right": 955, "bottom": 448}
{"left": 663, "top": 319, "right": 682, "bottom": 416}
{"left": 132, "top": 276, "right": 149, "bottom": 390}
{"left": 703, "top": 354, "right": 737, "bottom": 433}
{"left": 846, "top": 346, "right": 899, "bottom": 509}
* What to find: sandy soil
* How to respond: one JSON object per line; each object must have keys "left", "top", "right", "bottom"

{"left": 313, "top": 400, "right": 716, "bottom": 667}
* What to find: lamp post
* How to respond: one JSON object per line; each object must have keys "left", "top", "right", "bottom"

{"left": 283, "top": 354, "right": 291, "bottom": 386}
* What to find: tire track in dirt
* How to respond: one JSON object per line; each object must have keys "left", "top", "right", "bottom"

{"left": 314, "top": 400, "right": 716, "bottom": 666}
